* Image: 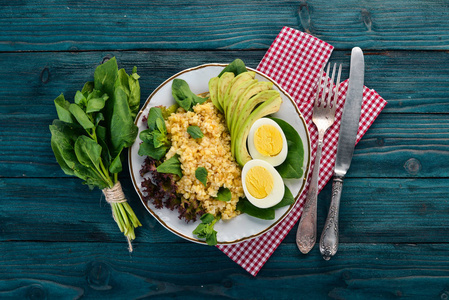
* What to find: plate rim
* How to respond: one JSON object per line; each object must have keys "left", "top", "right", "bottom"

{"left": 128, "top": 63, "right": 311, "bottom": 245}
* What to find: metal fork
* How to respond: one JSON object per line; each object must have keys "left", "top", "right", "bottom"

{"left": 296, "top": 63, "right": 342, "bottom": 254}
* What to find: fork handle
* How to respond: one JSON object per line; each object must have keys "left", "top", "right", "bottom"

{"left": 319, "top": 175, "right": 343, "bottom": 260}
{"left": 296, "top": 140, "right": 323, "bottom": 254}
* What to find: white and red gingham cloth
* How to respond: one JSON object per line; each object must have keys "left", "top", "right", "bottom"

{"left": 217, "top": 27, "right": 387, "bottom": 276}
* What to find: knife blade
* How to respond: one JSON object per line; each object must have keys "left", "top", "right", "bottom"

{"left": 319, "top": 47, "right": 364, "bottom": 260}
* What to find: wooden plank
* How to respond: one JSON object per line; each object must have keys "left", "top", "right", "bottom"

{"left": 2, "top": 177, "right": 449, "bottom": 244}
{"left": 1, "top": 50, "right": 448, "bottom": 117}
{"left": 1, "top": 50, "right": 449, "bottom": 178}
{"left": 2, "top": 111, "right": 449, "bottom": 178}
{"left": 1, "top": 0, "right": 449, "bottom": 51}
{"left": 0, "top": 242, "right": 448, "bottom": 298}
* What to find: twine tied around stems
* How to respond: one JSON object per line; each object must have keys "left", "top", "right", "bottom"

{"left": 102, "top": 181, "right": 133, "bottom": 252}
{"left": 103, "top": 181, "right": 127, "bottom": 204}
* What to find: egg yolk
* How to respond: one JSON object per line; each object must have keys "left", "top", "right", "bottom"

{"left": 254, "top": 125, "right": 283, "bottom": 156}
{"left": 245, "top": 166, "right": 274, "bottom": 199}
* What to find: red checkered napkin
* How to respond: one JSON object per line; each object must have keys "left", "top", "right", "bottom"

{"left": 217, "top": 27, "right": 387, "bottom": 276}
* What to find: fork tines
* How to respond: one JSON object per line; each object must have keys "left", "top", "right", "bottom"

{"left": 315, "top": 63, "right": 342, "bottom": 108}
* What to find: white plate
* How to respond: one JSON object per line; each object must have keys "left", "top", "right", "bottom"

{"left": 129, "top": 63, "right": 311, "bottom": 245}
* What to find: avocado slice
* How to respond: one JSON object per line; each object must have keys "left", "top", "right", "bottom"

{"left": 222, "top": 71, "right": 255, "bottom": 115}
{"left": 229, "top": 81, "right": 273, "bottom": 137}
{"left": 208, "top": 77, "right": 221, "bottom": 112}
{"left": 225, "top": 79, "right": 258, "bottom": 129}
{"left": 217, "top": 72, "right": 235, "bottom": 113}
{"left": 231, "top": 89, "right": 280, "bottom": 140}
{"left": 233, "top": 95, "right": 283, "bottom": 166}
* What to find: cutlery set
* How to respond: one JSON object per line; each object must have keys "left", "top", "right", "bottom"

{"left": 296, "top": 47, "right": 365, "bottom": 260}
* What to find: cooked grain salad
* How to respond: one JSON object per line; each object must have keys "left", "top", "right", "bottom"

{"left": 165, "top": 101, "right": 244, "bottom": 220}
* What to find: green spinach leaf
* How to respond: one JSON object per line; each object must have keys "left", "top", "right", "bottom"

{"left": 74, "top": 135, "right": 102, "bottom": 170}
{"left": 192, "top": 213, "right": 219, "bottom": 246}
{"left": 236, "top": 185, "right": 295, "bottom": 220}
{"left": 187, "top": 125, "right": 204, "bottom": 139}
{"left": 54, "top": 94, "right": 75, "bottom": 123}
{"left": 195, "top": 167, "right": 208, "bottom": 186}
{"left": 69, "top": 103, "right": 94, "bottom": 130}
{"left": 156, "top": 154, "right": 183, "bottom": 178}
{"left": 172, "top": 79, "right": 207, "bottom": 111}
{"left": 213, "top": 187, "right": 231, "bottom": 202}
{"left": 218, "top": 59, "right": 247, "bottom": 77}
{"left": 271, "top": 118, "right": 304, "bottom": 179}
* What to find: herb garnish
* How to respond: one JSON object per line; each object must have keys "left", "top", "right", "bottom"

{"left": 195, "top": 167, "right": 208, "bottom": 186}
{"left": 213, "top": 187, "right": 231, "bottom": 202}
{"left": 192, "top": 213, "right": 219, "bottom": 246}
{"left": 187, "top": 125, "right": 204, "bottom": 139}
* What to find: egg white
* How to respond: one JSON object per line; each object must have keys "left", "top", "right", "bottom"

{"left": 241, "top": 159, "right": 285, "bottom": 209}
{"left": 247, "top": 118, "right": 288, "bottom": 167}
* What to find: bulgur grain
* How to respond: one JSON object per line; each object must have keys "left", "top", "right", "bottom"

{"left": 165, "top": 101, "right": 244, "bottom": 220}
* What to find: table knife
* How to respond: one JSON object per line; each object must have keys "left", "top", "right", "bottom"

{"left": 319, "top": 47, "right": 364, "bottom": 260}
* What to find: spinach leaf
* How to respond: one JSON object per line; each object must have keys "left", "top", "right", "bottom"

{"left": 54, "top": 94, "right": 75, "bottom": 123}
{"left": 236, "top": 185, "right": 295, "bottom": 220}
{"left": 96, "top": 125, "right": 112, "bottom": 170}
{"left": 236, "top": 198, "right": 275, "bottom": 220}
{"left": 138, "top": 142, "right": 167, "bottom": 160}
{"left": 108, "top": 86, "right": 139, "bottom": 158}
{"left": 160, "top": 104, "right": 178, "bottom": 119}
{"left": 153, "top": 131, "right": 169, "bottom": 149}
{"left": 81, "top": 81, "right": 94, "bottom": 94}
{"left": 271, "top": 185, "right": 295, "bottom": 209}
{"left": 109, "top": 150, "right": 123, "bottom": 174}
{"left": 74, "top": 91, "right": 87, "bottom": 107}
{"left": 218, "top": 59, "right": 247, "bottom": 77}
{"left": 86, "top": 93, "right": 108, "bottom": 113}
{"left": 195, "top": 167, "right": 208, "bottom": 186}
{"left": 74, "top": 135, "right": 102, "bottom": 170}
{"left": 94, "top": 57, "right": 118, "bottom": 97}
{"left": 147, "top": 107, "right": 164, "bottom": 131}
{"left": 192, "top": 213, "right": 219, "bottom": 246}
{"left": 187, "top": 125, "right": 204, "bottom": 139}
{"left": 69, "top": 103, "right": 94, "bottom": 130}
{"left": 156, "top": 154, "right": 183, "bottom": 178}
{"left": 139, "top": 107, "right": 170, "bottom": 159}
{"left": 172, "top": 79, "right": 206, "bottom": 111}
{"left": 116, "top": 68, "right": 141, "bottom": 119}
{"left": 213, "top": 187, "right": 231, "bottom": 202}
{"left": 156, "top": 118, "right": 166, "bottom": 134}
{"left": 271, "top": 118, "right": 304, "bottom": 179}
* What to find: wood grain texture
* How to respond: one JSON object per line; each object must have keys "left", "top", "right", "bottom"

{"left": 1, "top": 50, "right": 449, "bottom": 178}
{"left": 2, "top": 112, "right": 449, "bottom": 179}
{"left": 1, "top": 0, "right": 449, "bottom": 51}
{"left": 0, "top": 242, "right": 448, "bottom": 299}
{"left": 2, "top": 177, "right": 449, "bottom": 244}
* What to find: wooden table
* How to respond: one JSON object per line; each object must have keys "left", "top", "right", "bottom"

{"left": 2, "top": 1, "right": 449, "bottom": 298}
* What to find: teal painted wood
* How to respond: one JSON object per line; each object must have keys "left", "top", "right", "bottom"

{"left": 1, "top": 0, "right": 449, "bottom": 51}
{"left": 2, "top": 113, "right": 449, "bottom": 178}
{"left": 2, "top": 177, "right": 449, "bottom": 244}
{"left": 0, "top": 242, "right": 448, "bottom": 299}
{"left": 1, "top": 50, "right": 448, "bottom": 120}
{"left": 1, "top": 50, "right": 449, "bottom": 179}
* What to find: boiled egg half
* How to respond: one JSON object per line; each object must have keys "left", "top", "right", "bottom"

{"left": 241, "top": 159, "right": 285, "bottom": 209}
{"left": 247, "top": 118, "right": 288, "bottom": 166}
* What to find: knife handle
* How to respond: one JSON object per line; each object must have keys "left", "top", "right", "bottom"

{"left": 319, "top": 175, "right": 343, "bottom": 260}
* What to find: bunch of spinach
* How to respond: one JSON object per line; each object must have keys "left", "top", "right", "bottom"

{"left": 49, "top": 57, "right": 142, "bottom": 251}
